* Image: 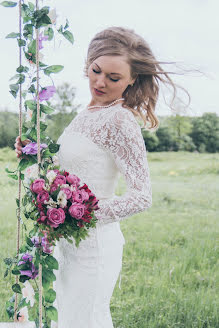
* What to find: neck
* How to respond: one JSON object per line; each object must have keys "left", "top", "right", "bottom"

{"left": 87, "top": 98, "right": 124, "bottom": 109}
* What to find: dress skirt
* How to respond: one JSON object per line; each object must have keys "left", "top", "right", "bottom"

{"left": 52, "top": 221, "right": 125, "bottom": 328}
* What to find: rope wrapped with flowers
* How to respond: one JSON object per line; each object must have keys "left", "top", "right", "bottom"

{"left": 1, "top": 1, "right": 100, "bottom": 327}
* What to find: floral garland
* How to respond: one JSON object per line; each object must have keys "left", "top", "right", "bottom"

{"left": 1, "top": 1, "right": 100, "bottom": 326}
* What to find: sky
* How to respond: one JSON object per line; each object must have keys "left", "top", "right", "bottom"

{"left": 0, "top": 0, "right": 218, "bottom": 117}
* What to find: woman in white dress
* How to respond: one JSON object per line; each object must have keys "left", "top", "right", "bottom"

{"left": 13, "top": 26, "right": 184, "bottom": 328}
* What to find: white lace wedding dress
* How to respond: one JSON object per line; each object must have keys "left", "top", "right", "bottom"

{"left": 1, "top": 102, "right": 152, "bottom": 328}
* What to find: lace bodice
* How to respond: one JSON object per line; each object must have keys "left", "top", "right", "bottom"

{"left": 56, "top": 103, "right": 152, "bottom": 225}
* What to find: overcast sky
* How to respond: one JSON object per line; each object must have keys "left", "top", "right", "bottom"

{"left": 0, "top": 0, "right": 218, "bottom": 117}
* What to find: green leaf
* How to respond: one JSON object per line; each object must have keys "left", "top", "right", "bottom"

{"left": 42, "top": 268, "right": 56, "bottom": 283}
{"left": 4, "top": 268, "right": 9, "bottom": 278}
{"left": 23, "top": 23, "right": 33, "bottom": 38}
{"left": 9, "top": 84, "right": 19, "bottom": 92}
{"left": 16, "top": 198, "right": 20, "bottom": 207}
{"left": 28, "top": 84, "right": 35, "bottom": 93}
{"left": 12, "top": 268, "right": 21, "bottom": 275}
{"left": 17, "top": 74, "right": 25, "bottom": 84}
{"left": 28, "top": 39, "right": 36, "bottom": 55}
{"left": 8, "top": 174, "right": 18, "bottom": 180}
{"left": 4, "top": 257, "right": 13, "bottom": 265}
{"left": 6, "top": 32, "right": 20, "bottom": 38}
{"left": 0, "top": 1, "right": 17, "bottom": 7}
{"left": 40, "top": 122, "right": 47, "bottom": 132}
{"left": 26, "top": 236, "right": 33, "bottom": 247}
{"left": 28, "top": 1, "right": 34, "bottom": 11}
{"left": 12, "top": 283, "right": 21, "bottom": 294}
{"left": 18, "top": 158, "right": 37, "bottom": 172}
{"left": 16, "top": 65, "right": 29, "bottom": 73}
{"left": 62, "top": 30, "right": 74, "bottom": 45}
{"left": 17, "top": 39, "right": 26, "bottom": 47}
{"left": 48, "top": 143, "right": 60, "bottom": 154}
{"left": 46, "top": 306, "right": 58, "bottom": 321}
{"left": 64, "top": 19, "right": 69, "bottom": 30}
{"left": 44, "top": 27, "right": 54, "bottom": 41}
{"left": 40, "top": 104, "right": 54, "bottom": 114}
{"left": 44, "top": 65, "right": 64, "bottom": 76}
{"left": 45, "top": 255, "right": 59, "bottom": 270}
{"left": 24, "top": 99, "right": 37, "bottom": 110}
{"left": 44, "top": 289, "right": 56, "bottom": 303}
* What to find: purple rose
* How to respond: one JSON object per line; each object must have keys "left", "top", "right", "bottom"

{"left": 18, "top": 253, "right": 38, "bottom": 279}
{"left": 69, "top": 202, "right": 85, "bottom": 220}
{"left": 31, "top": 236, "right": 53, "bottom": 254}
{"left": 66, "top": 174, "right": 80, "bottom": 186}
{"left": 37, "top": 190, "right": 49, "bottom": 203}
{"left": 53, "top": 175, "right": 66, "bottom": 186}
{"left": 38, "top": 85, "right": 56, "bottom": 101}
{"left": 31, "top": 179, "right": 45, "bottom": 194}
{"left": 22, "top": 142, "right": 47, "bottom": 155}
{"left": 61, "top": 187, "right": 72, "bottom": 199}
{"left": 47, "top": 208, "right": 65, "bottom": 228}
{"left": 81, "top": 189, "right": 89, "bottom": 202}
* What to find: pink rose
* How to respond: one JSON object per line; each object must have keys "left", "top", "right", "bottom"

{"left": 69, "top": 202, "right": 85, "bottom": 220}
{"left": 66, "top": 174, "right": 80, "bottom": 186}
{"left": 72, "top": 190, "right": 87, "bottom": 203}
{"left": 47, "top": 208, "right": 65, "bottom": 228}
{"left": 50, "top": 184, "right": 58, "bottom": 193}
{"left": 53, "top": 175, "right": 66, "bottom": 186}
{"left": 61, "top": 187, "right": 72, "bottom": 199}
{"left": 31, "top": 179, "right": 45, "bottom": 194}
{"left": 37, "top": 190, "right": 49, "bottom": 203}
{"left": 81, "top": 189, "right": 89, "bottom": 202}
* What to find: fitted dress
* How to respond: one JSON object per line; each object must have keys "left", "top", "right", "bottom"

{"left": 0, "top": 102, "right": 152, "bottom": 328}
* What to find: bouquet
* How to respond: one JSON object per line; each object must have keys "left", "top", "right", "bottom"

{"left": 4, "top": 147, "right": 100, "bottom": 325}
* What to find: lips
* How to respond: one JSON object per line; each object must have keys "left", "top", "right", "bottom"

{"left": 94, "top": 88, "right": 106, "bottom": 95}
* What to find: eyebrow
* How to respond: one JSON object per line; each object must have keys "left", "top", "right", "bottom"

{"left": 93, "top": 62, "right": 123, "bottom": 76}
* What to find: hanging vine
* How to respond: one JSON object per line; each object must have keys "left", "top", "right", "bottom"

{"left": 1, "top": 1, "right": 100, "bottom": 327}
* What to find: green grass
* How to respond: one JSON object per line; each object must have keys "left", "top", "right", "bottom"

{"left": 0, "top": 148, "right": 219, "bottom": 327}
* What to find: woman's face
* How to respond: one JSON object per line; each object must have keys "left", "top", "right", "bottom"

{"left": 87, "top": 55, "right": 135, "bottom": 107}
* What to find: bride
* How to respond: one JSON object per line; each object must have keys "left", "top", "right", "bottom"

{"left": 11, "top": 26, "right": 180, "bottom": 327}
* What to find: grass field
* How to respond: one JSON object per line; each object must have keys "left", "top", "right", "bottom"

{"left": 0, "top": 148, "right": 219, "bottom": 327}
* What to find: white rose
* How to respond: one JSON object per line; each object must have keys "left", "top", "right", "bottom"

{"left": 57, "top": 190, "right": 67, "bottom": 208}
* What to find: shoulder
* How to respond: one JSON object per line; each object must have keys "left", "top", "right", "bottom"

{"left": 109, "top": 103, "right": 141, "bottom": 132}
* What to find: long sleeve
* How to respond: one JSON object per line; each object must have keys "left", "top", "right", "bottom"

{"left": 95, "top": 109, "right": 152, "bottom": 225}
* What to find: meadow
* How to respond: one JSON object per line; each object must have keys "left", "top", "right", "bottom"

{"left": 0, "top": 147, "right": 218, "bottom": 327}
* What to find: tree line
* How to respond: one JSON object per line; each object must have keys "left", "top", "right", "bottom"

{"left": 0, "top": 83, "right": 218, "bottom": 153}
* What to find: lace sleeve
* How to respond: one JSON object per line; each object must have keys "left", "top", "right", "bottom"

{"left": 95, "top": 109, "right": 152, "bottom": 225}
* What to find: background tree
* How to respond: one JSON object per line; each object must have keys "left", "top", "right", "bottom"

{"left": 189, "top": 112, "right": 219, "bottom": 153}
{"left": 46, "top": 82, "right": 80, "bottom": 142}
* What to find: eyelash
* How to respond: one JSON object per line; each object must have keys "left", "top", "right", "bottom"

{"left": 92, "top": 69, "right": 119, "bottom": 82}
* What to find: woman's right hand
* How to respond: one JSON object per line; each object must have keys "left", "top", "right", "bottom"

{"left": 14, "top": 136, "right": 31, "bottom": 158}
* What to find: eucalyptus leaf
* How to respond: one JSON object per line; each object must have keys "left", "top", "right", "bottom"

{"left": 44, "top": 65, "right": 64, "bottom": 76}
{"left": 16, "top": 65, "right": 29, "bottom": 73}
{"left": 12, "top": 283, "right": 22, "bottom": 294}
{"left": 46, "top": 306, "right": 58, "bottom": 321}
{"left": 0, "top": 1, "right": 17, "bottom": 7}
{"left": 6, "top": 32, "right": 20, "bottom": 38}
{"left": 45, "top": 288, "right": 56, "bottom": 303}
{"left": 48, "top": 143, "right": 60, "bottom": 153}
{"left": 17, "top": 39, "right": 26, "bottom": 47}
{"left": 45, "top": 255, "right": 59, "bottom": 270}
{"left": 40, "top": 104, "right": 54, "bottom": 114}
{"left": 24, "top": 99, "right": 37, "bottom": 110}
{"left": 62, "top": 30, "right": 74, "bottom": 45}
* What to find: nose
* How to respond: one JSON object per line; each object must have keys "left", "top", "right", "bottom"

{"left": 96, "top": 74, "right": 106, "bottom": 89}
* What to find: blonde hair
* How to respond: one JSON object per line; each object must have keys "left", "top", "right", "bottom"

{"left": 84, "top": 26, "right": 191, "bottom": 130}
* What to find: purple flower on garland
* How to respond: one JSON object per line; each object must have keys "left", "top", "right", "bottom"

{"left": 38, "top": 86, "right": 56, "bottom": 102}
{"left": 18, "top": 253, "right": 38, "bottom": 279}
{"left": 31, "top": 236, "right": 53, "bottom": 254}
{"left": 39, "top": 32, "right": 49, "bottom": 50}
{"left": 22, "top": 142, "right": 47, "bottom": 155}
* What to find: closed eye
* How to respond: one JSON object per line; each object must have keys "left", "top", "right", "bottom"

{"left": 92, "top": 69, "right": 119, "bottom": 82}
